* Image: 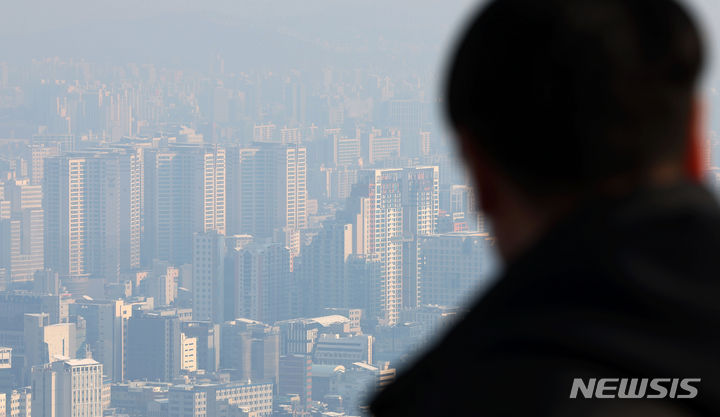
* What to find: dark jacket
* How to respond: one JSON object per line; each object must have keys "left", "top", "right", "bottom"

{"left": 370, "top": 182, "right": 720, "bottom": 416}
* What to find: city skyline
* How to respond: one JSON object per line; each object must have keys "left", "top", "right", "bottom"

{"left": 1, "top": 1, "right": 719, "bottom": 416}
{"left": 0, "top": 31, "right": 493, "bottom": 417}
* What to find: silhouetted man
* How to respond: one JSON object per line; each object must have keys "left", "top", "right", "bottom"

{"left": 370, "top": 0, "right": 719, "bottom": 415}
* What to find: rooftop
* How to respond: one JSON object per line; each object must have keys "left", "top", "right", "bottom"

{"left": 65, "top": 358, "right": 100, "bottom": 366}
{"left": 311, "top": 315, "right": 350, "bottom": 327}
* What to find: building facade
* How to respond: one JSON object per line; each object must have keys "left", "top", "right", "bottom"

{"left": 31, "top": 358, "right": 103, "bottom": 417}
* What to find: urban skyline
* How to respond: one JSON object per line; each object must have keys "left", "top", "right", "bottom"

{"left": 2, "top": 1, "right": 720, "bottom": 416}
{"left": 0, "top": 45, "right": 494, "bottom": 416}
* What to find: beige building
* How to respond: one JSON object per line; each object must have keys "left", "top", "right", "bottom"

{"left": 31, "top": 358, "right": 104, "bottom": 417}
{"left": 23, "top": 313, "right": 76, "bottom": 382}
{"left": 181, "top": 333, "right": 198, "bottom": 372}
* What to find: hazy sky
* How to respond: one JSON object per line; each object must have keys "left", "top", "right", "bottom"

{"left": 0, "top": 0, "right": 475, "bottom": 76}
{"left": 2, "top": 0, "right": 719, "bottom": 86}
{"left": 1, "top": 0, "right": 477, "bottom": 35}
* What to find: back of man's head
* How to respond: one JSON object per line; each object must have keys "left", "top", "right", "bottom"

{"left": 447, "top": 0, "right": 704, "bottom": 196}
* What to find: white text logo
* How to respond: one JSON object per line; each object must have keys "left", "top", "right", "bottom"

{"left": 570, "top": 378, "right": 700, "bottom": 399}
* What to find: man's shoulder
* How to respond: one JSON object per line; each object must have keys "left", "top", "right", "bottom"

{"left": 370, "top": 302, "right": 711, "bottom": 417}
{"left": 371, "top": 184, "right": 720, "bottom": 416}
{"left": 370, "top": 327, "right": 621, "bottom": 416}
{"left": 369, "top": 281, "right": 612, "bottom": 416}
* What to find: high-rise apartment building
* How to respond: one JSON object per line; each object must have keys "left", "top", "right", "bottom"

{"left": 191, "top": 232, "right": 226, "bottom": 323}
{"left": 351, "top": 167, "right": 439, "bottom": 324}
{"left": 43, "top": 155, "right": 87, "bottom": 280}
{"left": 297, "top": 221, "right": 353, "bottom": 317}
{"left": 400, "top": 166, "right": 440, "bottom": 309}
{"left": 355, "top": 169, "right": 403, "bottom": 325}
{"left": 224, "top": 242, "right": 293, "bottom": 324}
{"left": 284, "top": 144, "right": 307, "bottom": 256}
{"left": 0, "top": 179, "right": 44, "bottom": 283}
{"left": 226, "top": 143, "right": 306, "bottom": 256}
{"left": 85, "top": 150, "right": 142, "bottom": 280}
{"left": 193, "top": 233, "right": 256, "bottom": 324}
{"left": 144, "top": 145, "right": 226, "bottom": 266}
{"left": 43, "top": 149, "right": 141, "bottom": 281}
{"left": 227, "top": 145, "right": 278, "bottom": 239}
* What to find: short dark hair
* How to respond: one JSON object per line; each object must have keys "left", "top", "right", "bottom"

{"left": 446, "top": 0, "right": 704, "bottom": 194}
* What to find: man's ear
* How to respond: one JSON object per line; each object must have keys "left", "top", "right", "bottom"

{"left": 685, "top": 97, "right": 706, "bottom": 182}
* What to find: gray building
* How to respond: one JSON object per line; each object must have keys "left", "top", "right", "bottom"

{"left": 220, "top": 319, "right": 279, "bottom": 388}
{"left": 223, "top": 242, "right": 292, "bottom": 324}
{"left": 226, "top": 143, "right": 307, "bottom": 256}
{"left": 313, "top": 334, "right": 373, "bottom": 367}
{"left": 0, "top": 292, "right": 67, "bottom": 383}
{"left": 143, "top": 145, "right": 226, "bottom": 266}
{"left": 70, "top": 299, "right": 133, "bottom": 382}
{"left": 418, "top": 232, "right": 488, "bottom": 307}
{"left": 126, "top": 313, "right": 181, "bottom": 382}
{"left": 296, "top": 221, "right": 353, "bottom": 317}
